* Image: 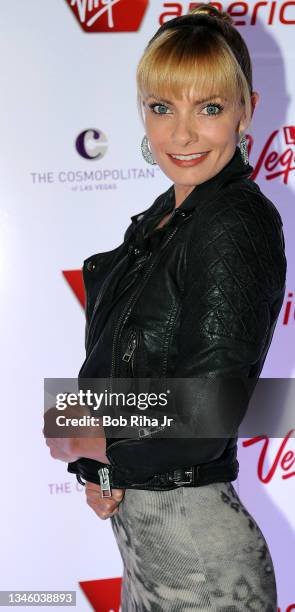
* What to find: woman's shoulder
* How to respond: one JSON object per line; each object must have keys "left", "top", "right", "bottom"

{"left": 187, "top": 176, "right": 286, "bottom": 288}
{"left": 193, "top": 176, "right": 284, "bottom": 243}
{"left": 219, "top": 176, "right": 283, "bottom": 226}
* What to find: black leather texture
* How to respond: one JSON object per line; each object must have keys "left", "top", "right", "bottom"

{"left": 68, "top": 147, "right": 287, "bottom": 486}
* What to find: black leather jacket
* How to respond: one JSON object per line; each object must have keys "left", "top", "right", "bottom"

{"left": 74, "top": 147, "right": 287, "bottom": 485}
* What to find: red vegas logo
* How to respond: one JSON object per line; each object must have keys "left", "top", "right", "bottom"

{"left": 282, "top": 293, "right": 295, "bottom": 326}
{"left": 65, "top": 0, "right": 149, "bottom": 32}
{"left": 243, "top": 430, "right": 295, "bottom": 483}
{"left": 247, "top": 127, "right": 295, "bottom": 184}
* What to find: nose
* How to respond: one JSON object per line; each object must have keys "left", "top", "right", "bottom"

{"left": 170, "top": 113, "right": 198, "bottom": 147}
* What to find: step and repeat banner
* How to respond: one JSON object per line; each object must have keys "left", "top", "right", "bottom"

{"left": 0, "top": 1, "right": 294, "bottom": 610}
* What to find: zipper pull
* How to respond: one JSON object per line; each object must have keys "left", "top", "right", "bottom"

{"left": 122, "top": 331, "right": 137, "bottom": 362}
{"left": 98, "top": 467, "right": 112, "bottom": 498}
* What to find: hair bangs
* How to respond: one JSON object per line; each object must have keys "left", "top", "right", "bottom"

{"left": 136, "top": 29, "right": 252, "bottom": 126}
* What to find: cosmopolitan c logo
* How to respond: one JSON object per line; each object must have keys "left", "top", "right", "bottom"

{"left": 75, "top": 128, "right": 108, "bottom": 160}
{"left": 65, "top": 0, "right": 149, "bottom": 32}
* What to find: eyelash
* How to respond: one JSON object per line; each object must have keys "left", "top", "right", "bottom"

{"left": 147, "top": 102, "right": 224, "bottom": 116}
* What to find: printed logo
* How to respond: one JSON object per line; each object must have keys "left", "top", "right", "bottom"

{"left": 282, "top": 293, "right": 294, "bottom": 326}
{"left": 159, "top": 2, "right": 295, "bottom": 26}
{"left": 65, "top": 0, "right": 149, "bottom": 32}
{"left": 247, "top": 127, "right": 295, "bottom": 184}
{"left": 62, "top": 270, "right": 85, "bottom": 308}
{"left": 243, "top": 430, "right": 295, "bottom": 483}
{"left": 79, "top": 577, "right": 122, "bottom": 611}
{"left": 75, "top": 129, "right": 108, "bottom": 160}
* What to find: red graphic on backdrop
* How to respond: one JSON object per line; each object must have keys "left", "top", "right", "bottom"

{"left": 282, "top": 292, "right": 294, "bottom": 325}
{"left": 65, "top": 0, "right": 149, "bottom": 32}
{"left": 284, "top": 126, "right": 295, "bottom": 145}
{"left": 159, "top": 2, "right": 295, "bottom": 26}
{"left": 80, "top": 577, "right": 122, "bottom": 611}
{"left": 247, "top": 128, "right": 295, "bottom": 184}
{"left": 62, "top": 270, "right": 85, "bottom": 308}
{"left": 243, "top": 430, "right": 295, "bottom": 483}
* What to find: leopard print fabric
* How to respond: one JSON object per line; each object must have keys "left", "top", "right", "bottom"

{"left": 110, "top": 481, "right": 277, "bottom": 611}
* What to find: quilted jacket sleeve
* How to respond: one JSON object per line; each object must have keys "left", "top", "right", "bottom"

{"left": 166, "top": 193, "right": 287, "bottom": 456}
{"left": 176, "top": 195, "right": 286, "bottom": 370}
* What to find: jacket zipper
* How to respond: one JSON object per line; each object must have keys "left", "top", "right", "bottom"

{"left": 110, "top": 221, "right": 180, "bottom": 385}
{"left": 122, "top": 329, "right": 138, "bottom": 376}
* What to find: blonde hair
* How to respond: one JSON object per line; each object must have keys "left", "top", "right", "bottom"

{"left": 136, "top": 4, "right": 253, "bottom": 135}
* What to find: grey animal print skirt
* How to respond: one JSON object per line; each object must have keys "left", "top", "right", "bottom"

{"left": 110, "top": 481, "right": 277, "bottom": 611}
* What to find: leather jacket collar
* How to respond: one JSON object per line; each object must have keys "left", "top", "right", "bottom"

{"left": 130, "top": 146, "right": 253, "bottom": 232}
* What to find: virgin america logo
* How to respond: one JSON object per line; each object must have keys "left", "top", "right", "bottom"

{"left": 248, "top": 126, "right": 295, "bottom": 184}
{"left": 65, "top": 0, "right": 149, "bottom": 32}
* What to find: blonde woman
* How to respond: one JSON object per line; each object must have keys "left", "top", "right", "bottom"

{"left": 46, "top": 4, "right": 286, "bottom": 610}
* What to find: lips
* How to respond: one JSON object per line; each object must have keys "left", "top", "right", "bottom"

{"left": 168, "top": 151, "right": 210, "bottom": 167}
{"left": 169, "top": 152, "right": 208, "bottom": 156}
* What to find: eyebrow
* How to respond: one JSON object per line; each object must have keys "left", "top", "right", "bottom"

{"left": 145, "top": 95, "right": 226, "bottom": 105}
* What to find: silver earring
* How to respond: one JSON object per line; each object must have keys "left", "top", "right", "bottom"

{"left": 239, "top": 134, "right": 249, "bottom": 165}
{"left": 141, "top": 135, "right": 157, "bottom": 165}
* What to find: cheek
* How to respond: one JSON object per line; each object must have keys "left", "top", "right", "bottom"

{"left": 199, "top": 120, "right": 237, "bottom": 144}
{"left": 145, "top": 116, "right": 169, "bottom": 146}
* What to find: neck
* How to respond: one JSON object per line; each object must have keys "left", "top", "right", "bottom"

{"left": 174, "top": 184, "right": 196, "bottom": 208}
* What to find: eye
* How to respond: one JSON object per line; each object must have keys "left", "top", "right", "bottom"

{"left": 201, "top": 103, "right": 224, "bottom": 116}
{"left": 148, "top": 103, "right": 171, "bottom": 115}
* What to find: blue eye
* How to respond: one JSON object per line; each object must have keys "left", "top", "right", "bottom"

{"left": 203, "top": 103, "right": 224, "bottom": 116}
{"left": 148, "top": 103, "right": 170, "bottom": 115}
{"left": 147, "top": 101, "right": 224, "bottom": 116}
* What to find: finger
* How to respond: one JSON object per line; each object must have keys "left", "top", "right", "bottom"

{"left": 85, "top": 482, "right": 101, "bottom": 493}
{"left": 86, "top": 498, "right": 119, "bottom": 517}
{"left": 85, "top": 491, "right": 120, "bottom": 511}
{"left": 87, "top": 489, "right": 124, "bottom": 504}
{"left": 111, "top": 488, "right": 125, "bottom": 502}
{"left": 86, "top": 492, "right": 118, "bottom": 510}
{"left": 96, "top": 505, "right": 120, "bottom": 520}
{"left": 85, "top": 482, "right": 125, "bottom": 501}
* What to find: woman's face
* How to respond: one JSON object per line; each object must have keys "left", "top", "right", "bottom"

{"left": 143, "top": 88, "right": 255, "bottom": 205}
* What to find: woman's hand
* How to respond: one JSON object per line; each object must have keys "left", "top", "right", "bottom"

{"left": 44, "top": 434, "right": 111, "bottom": 464}
{"left": 85, "top": 481, "right": 125, "bottom": 520}
{"left": 44, "top": 436, "right": 82, "bottom": 462}
{"left": 43, "top": 404, "right": 111, "bottom": 464}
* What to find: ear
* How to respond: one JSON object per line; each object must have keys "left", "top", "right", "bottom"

{"left": 237, "top": 91, "right": 260, "bottom": 136}
{"left": 250, "top": 91, "right": 260, "bottom": 116}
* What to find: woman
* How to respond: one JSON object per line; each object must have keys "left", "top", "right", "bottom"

{"left": 46, "top": 5, "right": 287, "bottom": 610}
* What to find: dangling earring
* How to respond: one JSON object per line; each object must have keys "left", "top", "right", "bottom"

{"left": 239, "top": 134, "right": 249, "bottom": 165}
{"left": 141, "top": 135, "right": 157, "bottom": 165}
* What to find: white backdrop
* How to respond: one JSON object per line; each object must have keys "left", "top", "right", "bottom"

{"left": 0, "top": 1, "right": 294, "bottom": 610}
